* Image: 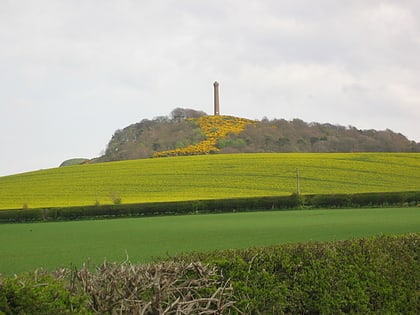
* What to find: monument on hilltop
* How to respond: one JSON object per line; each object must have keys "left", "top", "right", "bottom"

{"left": 213, "top": 81, "right": 220, "bottom": 116}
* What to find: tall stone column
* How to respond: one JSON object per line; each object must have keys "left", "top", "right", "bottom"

{"left": 213, "top": 81, "right": 220, "bottom": 116}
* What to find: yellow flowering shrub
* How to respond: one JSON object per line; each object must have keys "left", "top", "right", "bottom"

{"left": 153, "top": 116, "right": 255, "bottom": 157}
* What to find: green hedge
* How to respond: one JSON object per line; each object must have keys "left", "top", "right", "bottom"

{"left": 0, "top": 195, "right": 299, "bottom": 223}
{"left": 306, "top": 191, "right": 420, "bottom": 208}
{"left": 0, "top": 272, "right": 91, "bottom": 315}
{"left": 2, "top": 234, "right": 418, "bottom": 314}
{"left": 178, "top": 233, "right": 420, "bottom": 314}
{"left": 0, "top": 191, "right": 419, "bottom": 223}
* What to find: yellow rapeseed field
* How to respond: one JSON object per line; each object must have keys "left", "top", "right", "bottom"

{"left": 0, "top": 153, "right": 419, "bottom": 210}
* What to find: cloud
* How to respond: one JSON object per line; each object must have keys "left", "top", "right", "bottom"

{"left": 0, "top": 0, "right": 419, "bottom": 176}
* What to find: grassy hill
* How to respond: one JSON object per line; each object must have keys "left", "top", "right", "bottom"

{"left": 1, "top": 152, "right": 419, "bottom": 210}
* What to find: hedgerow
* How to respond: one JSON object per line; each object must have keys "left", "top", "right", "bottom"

{"left": 0, "top": 191, "right": 418, "bottom": 223}
{"left": 0, "top": 270, "right": 90, "bottom": 315}
{"left": 1, "top": 234, "right": 418, "bottom": 314}
{"left": 176, "top": 233, "right": 420, "bottom": 314}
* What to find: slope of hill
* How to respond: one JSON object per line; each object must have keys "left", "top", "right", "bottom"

{"left": 94, "top": 108, "right": 419, "bottom": 163}
{"left": 1, "top": 153, "right": 419, "bottom": 210}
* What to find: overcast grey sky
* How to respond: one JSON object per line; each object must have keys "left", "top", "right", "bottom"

{"left": 1, "top": 0, "right": 419, "bottom": 176}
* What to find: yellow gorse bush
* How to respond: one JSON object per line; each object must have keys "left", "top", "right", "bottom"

{"left": 153, "top": 115, "right": 255, "bottom": 157}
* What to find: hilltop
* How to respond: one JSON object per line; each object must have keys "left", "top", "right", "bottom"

{"left": 89, "top": 108, "right": 419, "bottom": 164}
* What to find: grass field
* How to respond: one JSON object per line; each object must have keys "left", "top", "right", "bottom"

{"left": 0, "top": 207, "right": 419, "bottom": 274}
{"left": 0, "top": 153, "right": 419, "bottom": 210}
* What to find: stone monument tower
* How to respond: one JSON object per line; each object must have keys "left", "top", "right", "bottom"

{"left": 213, "top": 81, "right": 220, "bottom": 116}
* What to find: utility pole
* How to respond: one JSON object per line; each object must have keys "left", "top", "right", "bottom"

{"left": 296, "top": 168, "right": 300, "bottom": 195}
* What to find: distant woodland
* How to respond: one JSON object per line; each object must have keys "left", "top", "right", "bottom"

{"left": 93, "top": 108, "right": 419, "bottom": 163}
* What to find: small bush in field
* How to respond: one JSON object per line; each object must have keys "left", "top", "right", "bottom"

{"left": 112, "top": 197, "right": 122, "bottom": 205}
{"left": 110, "top": 193, "right": 122, "bottom": 205}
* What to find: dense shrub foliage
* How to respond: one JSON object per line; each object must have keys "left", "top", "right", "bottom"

{"left": 219, "top": 118, "right": 420, "bottom": 154}
{"left": 0, "top": 234, "right": 418, "bottom": 314}
{"left": 0, "top": 271, "right": 90, "bottom": 315}
{"left": 176, "top": 233, "right": 420, "bottom": 314}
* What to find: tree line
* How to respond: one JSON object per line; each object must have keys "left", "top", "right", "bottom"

{"left": 93, "top": 108, "right": 419, "bottom": 163}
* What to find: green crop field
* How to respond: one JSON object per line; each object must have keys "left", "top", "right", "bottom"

{"left": 0, "top": 153, "right": 419, "bottom": 210}
{"left": 0, "top": 207, "right": 419, "bottom": 274}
